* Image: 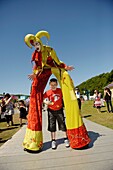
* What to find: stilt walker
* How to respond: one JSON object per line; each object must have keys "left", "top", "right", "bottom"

{"left": 23, "top": 30, "right": 90, "bottom": 151}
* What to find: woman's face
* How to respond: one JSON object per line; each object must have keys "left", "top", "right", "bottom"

{"left": 33, "top": 42, "right": 41, "bottom": 52}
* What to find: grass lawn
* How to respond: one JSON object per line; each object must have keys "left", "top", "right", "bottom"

{"left": 0, "top": 109, "right": 27, "bottom": 147}
{"left": 81, "top": 100, "right": 113, "bottom": 129}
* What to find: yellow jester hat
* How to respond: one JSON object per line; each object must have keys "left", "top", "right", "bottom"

{"left": 24, "top": 30, "right": 50, "bottom": 51}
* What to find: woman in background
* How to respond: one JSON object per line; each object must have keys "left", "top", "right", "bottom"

{"left": 94, "top": 90, "right": 101, "bottom": 113}
{"left": 3, "top": 93, "right": 14, "bottom": 127}
{"left": 18, "top": 100, "right": 28, "bottom": 127}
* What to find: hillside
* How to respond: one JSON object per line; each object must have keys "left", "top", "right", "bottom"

{"left": 77, "top": 70, "right": 113, "bottom": 96}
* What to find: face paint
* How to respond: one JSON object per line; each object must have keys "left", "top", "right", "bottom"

{"left": 34, "top": 42, "right": 41, "bottom": 52}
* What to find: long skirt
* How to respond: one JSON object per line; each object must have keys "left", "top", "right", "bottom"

{"left": 23, "top": 69, "right": 51, "bottom": 151}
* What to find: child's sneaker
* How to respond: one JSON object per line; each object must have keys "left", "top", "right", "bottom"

{"left": 64, "top": 139, "right": 70, "bottom": 148}
{"left": 51, "top": 140, "right": 57, "bottom": 149}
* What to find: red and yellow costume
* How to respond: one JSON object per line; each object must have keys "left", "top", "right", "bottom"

{"left": 23, "top": 31, "right": 90, "bottom": 151}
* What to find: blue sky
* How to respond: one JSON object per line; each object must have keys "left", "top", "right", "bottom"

{"left": 0, "top": 0, "right": 113, "bottom": 95}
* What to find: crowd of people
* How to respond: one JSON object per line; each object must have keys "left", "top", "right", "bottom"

{"left": 0, "top": 93, "right": 28, "bottom": 127}
{"left": 0, "top": 85, "right": 112, "bottom": 152}
{"left": 0, "top": 86, "right": 112, "bottom": 130}
{"left": 73, "top": 86, "right": 113, "bottom": 114}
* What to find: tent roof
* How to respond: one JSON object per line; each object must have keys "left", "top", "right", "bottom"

{"left": 105, "top": 83, "right": 113, "bottom": 88}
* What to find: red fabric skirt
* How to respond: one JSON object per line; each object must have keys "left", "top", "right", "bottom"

{"left": 27, "top": 69, "right": 52, "bottom": 131}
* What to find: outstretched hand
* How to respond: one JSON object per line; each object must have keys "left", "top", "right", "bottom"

{"left": 28, "top": 74, "right": 36, "bottom": 81}
{"left": 65, "top": 65, "right": 74, "bottom": 71}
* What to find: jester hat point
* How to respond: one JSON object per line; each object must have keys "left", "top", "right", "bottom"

{"left": 24, "top": 30, "right": 50, "bottom": 49}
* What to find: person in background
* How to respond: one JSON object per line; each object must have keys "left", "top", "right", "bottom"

{"left": 18, "top": 100, "right": 28, "bottom": 127}
{"left": 93, "top": 90, "right": 98, "bottom": 107}
{"left": 99, "top": 92, "right": 105, "bottom": 107}
{"left": 43, "top": 78, "right": 70, "bottom": 149}
{"left": 94, "top": 90, "right": 101, "bottom": 113}
{"left": 1, "top": 98, "right": 6, "bottom": 113}
{"left": 3, "top": 93, "right": 14, "bottom": 127}
{"left": 25, "top": 97, "right": 30, "bottom": 114}
{"left": 75, "top": 88, "right": 81, "bottom": 110}
{"left": 75, "top": 87, "right": 82, "bottom": 117}
{"left": 93, "top": 90, "right": 98, "bottom": 99}
{"left": 104, "top": 87, "right": 113, "bottom": 113}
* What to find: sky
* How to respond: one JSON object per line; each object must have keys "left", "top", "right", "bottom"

{"left": 0, "top": 0, "right": 113, "bottom": 95}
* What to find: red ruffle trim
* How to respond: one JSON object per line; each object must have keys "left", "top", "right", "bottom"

{"left": 67, "top": 124, "right": 91, "bottom": 149}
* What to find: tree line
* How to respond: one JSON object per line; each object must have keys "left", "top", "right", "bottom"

{"left": 76, "top": 69, "right": 113, "bottom": 96}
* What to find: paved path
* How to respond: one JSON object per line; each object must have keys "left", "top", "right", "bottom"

{"left": 0, "top": 111, "right": 113, "bottom": 170}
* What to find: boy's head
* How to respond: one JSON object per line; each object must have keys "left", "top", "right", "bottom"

{"left": 49, "top": 78, "right": 58, "bottom": 90}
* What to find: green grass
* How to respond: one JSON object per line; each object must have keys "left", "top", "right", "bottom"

{"left": 81, "top": 100, "right": 113, "bottom": 129}
{"left": 0, "top": 110, "right": 27, "bottom": 147}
